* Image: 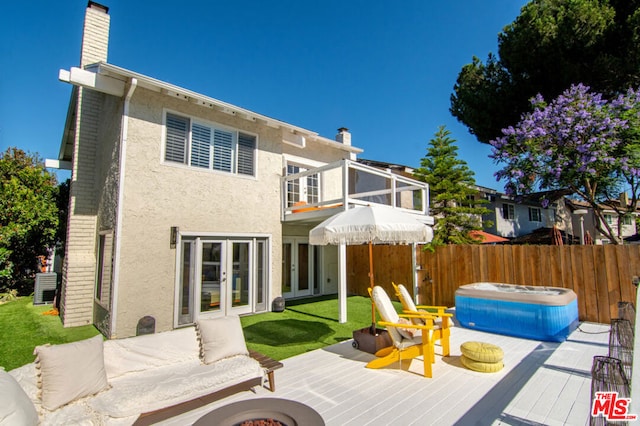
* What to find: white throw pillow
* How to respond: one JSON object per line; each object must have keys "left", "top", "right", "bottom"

{"left": 34, "top": 335, "right": 108, "bottom": 411}
{"left": 196, "top": 316, "right": 249, "bottom": 364}
{"left": 0, "top": 367, "right": 38, "bottom": 425}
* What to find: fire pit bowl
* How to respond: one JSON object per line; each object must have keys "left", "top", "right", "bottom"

{"left": 193, "top": 398, "right": 324, "bottom": 426}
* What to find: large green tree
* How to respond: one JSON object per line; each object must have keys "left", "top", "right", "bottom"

{"left": 451, "top": 0, "right": 640, "bottom": 144}
{"left": 414, "top": 126, "right": 491, "bottom": 245}
{"left": 0, "top": 148, "right": 59, "bottom": 294}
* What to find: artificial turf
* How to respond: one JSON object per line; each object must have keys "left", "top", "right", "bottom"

{"left": 0, "top": 297, "right": 100, "bottom": 370}
{"left": 0, "top": 294, "right": 399, "bottom": 370}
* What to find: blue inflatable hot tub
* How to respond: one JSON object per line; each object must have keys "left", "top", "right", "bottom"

{"left": 455, "top": 282, "right": 579, "bottom": 342}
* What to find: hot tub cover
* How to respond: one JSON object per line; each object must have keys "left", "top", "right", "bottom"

{"left": 455, "top": 282, "right": 576, "bottom": 306}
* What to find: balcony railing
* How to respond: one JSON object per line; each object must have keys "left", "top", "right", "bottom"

{"left": 281, "top": 159, "right": 432, "bottom": 223}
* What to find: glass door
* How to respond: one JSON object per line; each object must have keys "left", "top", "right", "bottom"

{"left": 229, "top": 241, "right": 251, "bottom": 315}
{"left": 282, "top": 238, "right": 312, "bottom": 298}
{"left": 176, "top": 236, "right": 267, "bottom": 326}
{"left": 200, "top": 241, "right": 224, "bottom": 314}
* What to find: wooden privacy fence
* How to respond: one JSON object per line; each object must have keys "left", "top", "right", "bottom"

{"left": 346, "top": 244, "right": 640, "bottom": 324}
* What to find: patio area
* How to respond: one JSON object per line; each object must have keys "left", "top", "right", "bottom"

{"left": 159, "top": 321, "right": 610, "bottom": 426}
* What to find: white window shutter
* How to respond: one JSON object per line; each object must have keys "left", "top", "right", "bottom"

{"left": 191, "top": 124, "right": 211, "bottom": 168}
{"left": 237, "top": 133, "right": 255, "bottom": 176}
{"left": 213, "top": 129, "right": 233, "bottom": 172}
{"left": 165, "top": 114, "right": 188, "bottom": 163}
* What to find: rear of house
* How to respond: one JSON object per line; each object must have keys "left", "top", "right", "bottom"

{"left": 53, "top": 2, "right": 432, "bottom": 338}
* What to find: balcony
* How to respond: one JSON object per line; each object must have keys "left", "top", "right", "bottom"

{"left": 281, "top": 159, "right": 433, "bottom": 224}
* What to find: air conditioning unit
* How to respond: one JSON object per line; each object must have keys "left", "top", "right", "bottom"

{"left": 34, "top": 272, "right": 57, "bottom": 305}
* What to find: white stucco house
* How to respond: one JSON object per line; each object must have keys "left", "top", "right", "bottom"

{"left": 48, "top": 2, "right": 433, "bottom": 338}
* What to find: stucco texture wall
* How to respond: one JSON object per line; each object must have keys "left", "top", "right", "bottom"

{"left": 112, "top": 88, "right": 351, "bottom": 337}
{"left": 112, "top": 88, "right": 275, "bottom": 336}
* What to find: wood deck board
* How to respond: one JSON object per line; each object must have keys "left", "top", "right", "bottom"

{"left": 157, "top": 322, "right": 610, "bottom": 426}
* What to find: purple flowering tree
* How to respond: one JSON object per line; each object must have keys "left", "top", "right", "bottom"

{"left": 490, "top": 84, "right": 640, "bottom": 244}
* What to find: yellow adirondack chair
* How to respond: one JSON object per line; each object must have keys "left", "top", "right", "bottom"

{"left": 366, "top": 286, "right": 437, "bottom": 378}
{"left": 392, "top": 282, "right": 451, "bottom": 357}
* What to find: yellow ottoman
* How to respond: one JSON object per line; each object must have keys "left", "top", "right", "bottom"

{"left": 460, "top": 341, "right": 504, "bottom": 373}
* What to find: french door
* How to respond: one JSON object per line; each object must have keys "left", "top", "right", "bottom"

{"left": 282, "top": 238, "right": 313, "bottom": 298}
{"left": 177, "top": 237, "right": 268, "bottom": 325}
{"left": 286, "top": 164, "right": 319, "bottom": 207}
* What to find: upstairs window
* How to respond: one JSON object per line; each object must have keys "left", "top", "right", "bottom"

{"left": 502, "top": 203, "right": 515, "bottom": 220}
{"left": 164, "top": 112, "right": 256, "bottom": 177}
{"left": 528, "top": 207, "right": 542, "bottom": 222}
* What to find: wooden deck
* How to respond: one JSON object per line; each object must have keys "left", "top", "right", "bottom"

{"left": 159, "top": 322, "right": 611, "bottom": 426}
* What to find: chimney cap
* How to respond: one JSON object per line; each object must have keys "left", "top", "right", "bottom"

{"left": 88, "top": 1, "right": 109, "bottom": 13}
{"left": 337, "top": 127, "right": 349, "bottom": 133}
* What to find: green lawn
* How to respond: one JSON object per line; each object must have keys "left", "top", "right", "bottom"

{"left": 240, "top": 295, "right": 383, "bottom": 360}
{"left": 0, "top": 295, "right": 397, "bottom": 370}
{"left": 0, "top": 297, "right": 100, "bottom": 370}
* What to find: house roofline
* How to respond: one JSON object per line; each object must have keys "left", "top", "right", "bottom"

{"left": 57, "top": 62, "right": 363, "bottom": 161}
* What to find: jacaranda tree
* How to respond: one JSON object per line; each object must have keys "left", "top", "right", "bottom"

{"left": 490, "top": 84, "right": 640, "bottom": 244}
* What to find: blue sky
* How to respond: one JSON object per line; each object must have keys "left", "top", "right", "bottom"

{"left": 1, "top": 0, "right": 529, "bottom": 189}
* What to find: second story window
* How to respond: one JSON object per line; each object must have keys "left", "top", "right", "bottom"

{"left": 529, "top": 207, "right": 542, "bottom": 222}
{"left": 164, "top": 112, "right": 256, "bottom": 176}
{"left": 502, "top": 203, "right": 515, "bottom": 220}
{"left": 604, "top": 214, "right": 615, "bottom": 225}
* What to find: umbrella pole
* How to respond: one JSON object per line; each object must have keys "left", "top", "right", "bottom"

{"left": 369, "top": 241, "right": 376, "bottom": 334}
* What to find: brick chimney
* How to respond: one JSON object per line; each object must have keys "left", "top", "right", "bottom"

{"left": 80, "top": 1, "right": 110, "bottom": 67}
{"left": 335, "top": 127, "right": 351, "bottom": 146}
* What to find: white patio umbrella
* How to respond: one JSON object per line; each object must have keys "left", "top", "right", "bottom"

{"left": 309, "top": 205, "right": 433, "bottom": 328}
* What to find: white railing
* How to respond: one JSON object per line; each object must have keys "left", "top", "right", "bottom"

{"left": 281, "top": 159, "right": 431, "bottom": 222}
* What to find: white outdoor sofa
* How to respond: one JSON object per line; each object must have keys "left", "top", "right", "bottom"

{"left": 1, "top": 316, "right": 266, "bottom": 425}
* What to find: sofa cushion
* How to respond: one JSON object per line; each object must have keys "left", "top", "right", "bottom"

{"left": 0, "top": 367, "right": 38, "bottom": 426}
{"left": 371, "top": 286, "right": 403, "bottom": 343}
{"left": 103, "top": 326, "right": 199, "bottom": 379}
{"left": 34, "top": 335, "right": 108, "bottom": 410}
{"left": 89, "top": 355, "right": 263, "bottom": 418}
{"left": 196, "top": 316, "right": 249, "bottom": 364}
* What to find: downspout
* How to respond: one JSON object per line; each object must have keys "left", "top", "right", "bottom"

{"left": 110, "top": 77, "right": 137, "bottom": 338}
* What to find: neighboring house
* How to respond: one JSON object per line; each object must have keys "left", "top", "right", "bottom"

{"left": 48, "top": 2, "right": 433, "bottom": 338}
{"left": 356, "top": 161, "right": 567, "bottom": 242}
{"left": 357, "top": 158, "right": 417, "bottom": 179}
{"left": 477, "top": 187, "right": 638, "bottom": 245}
{"left": 566, "top": 199, "right": 639, "bottom": 245}
{"left": 469, "top": 187, "right": 572, "bottom": 240}
{"left": 357, "top": 157, "right": 640, "bottom": 246}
